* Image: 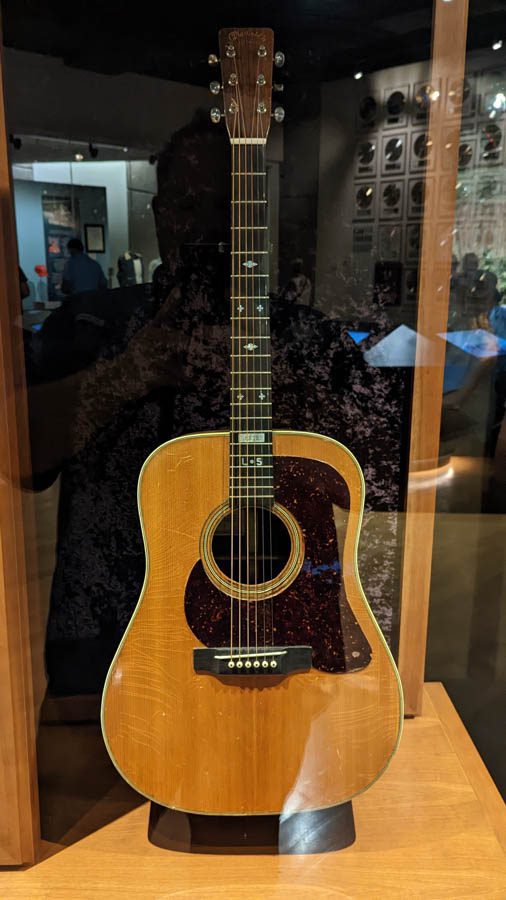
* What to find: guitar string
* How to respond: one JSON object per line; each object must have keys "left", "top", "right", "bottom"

{"left": 233, "top": 56, "right": 243, "bottom": 662}
{"left": 230, "top": 44, "right": 272, "bottom": 662}
{"left": 255, "top": 73, "right": 267, "bottom": 660}
{"left": 229, "top": 91, "right": 239, "bottom": 662}
{"left": 253, "top": 57, "right": 263, "bottom": 660}
{"left": 233, "top": 51, "right": 253, "bottom": 661}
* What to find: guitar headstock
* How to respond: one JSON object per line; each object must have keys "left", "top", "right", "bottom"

{"left": 208, "top": 28, "right": 284, "bottom": 144}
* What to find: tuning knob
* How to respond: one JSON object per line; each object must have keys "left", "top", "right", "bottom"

{"left": 274, "top": 51, "right": 285, "bottom": 68}
{"left": 273, "top": 106, "right": 285, "bottom": 123}
{"left": 208, "top": 53, "right": 219, "bottom": 65}
{"left": 210, "top": 107, "right": 223, "bottom": 124}
{"left": 273, "top": 83, "right": 284, "bottom": 93}
{"left": 209, "top": 81, "right": 221, "bottom": 95}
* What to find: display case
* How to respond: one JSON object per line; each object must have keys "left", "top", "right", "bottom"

{"left": 0, "top": 0, "right": 505, "bottom": 892}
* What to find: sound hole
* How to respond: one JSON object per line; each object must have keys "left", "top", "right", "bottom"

{"left": 211, "top": 505, "right": 292, "bottom": 585}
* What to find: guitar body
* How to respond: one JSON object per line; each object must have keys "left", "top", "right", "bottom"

{"left": 101, "top": 430, "right": 403, "bottom": 815}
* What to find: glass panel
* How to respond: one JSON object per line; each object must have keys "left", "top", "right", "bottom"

{"left": 3, "top": 0, "right": 503, "bottom": 863}
{"left": 425, "top": 1, "right": 506, "bottom": 799}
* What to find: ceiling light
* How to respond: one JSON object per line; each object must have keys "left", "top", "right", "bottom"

{"left": 493, "top": 40, "right": 503, "bottom": 50}
{"left": 354, "top": 71, "right": 363, "bottom": 80}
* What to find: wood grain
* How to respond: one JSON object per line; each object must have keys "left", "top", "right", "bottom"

{"left": 426, "top": 682, "right": 506, "bottom": 853}
{"left": 3, "top": 684, "right": 506, "bottom": 898}
{"left": 0, "top": 31, "right": 40, "bottom": 865}
{"left": 398, "top": 0, "right": 470, "bottom": 715}
{"left": 102, "top": 431, "right": 402, "bottom": 815}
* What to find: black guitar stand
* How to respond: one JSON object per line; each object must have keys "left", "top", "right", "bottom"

{"left": 148, "top": 801, "right": 355, "bottom": 854}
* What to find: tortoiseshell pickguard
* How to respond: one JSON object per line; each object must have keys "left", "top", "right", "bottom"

{"left": 184, "top": 456, "right": 372, "bottom": 673}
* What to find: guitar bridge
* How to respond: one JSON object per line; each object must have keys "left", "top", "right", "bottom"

{"left": 193, "top": 646, "right": 312, "bottom": 677}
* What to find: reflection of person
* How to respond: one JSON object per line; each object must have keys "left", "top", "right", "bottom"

{"left": 488, "top": 289, "right": 506, "bottom": 458}
{"left": 443, "top": 263, "right": 503, "bottom": 456}
{"left": 279, "top": 258, "right": 313, "bottom": 307}
{"left": 27, "top": 112, "right": 401, "bottom": 698}
{"left": 117, "top": 251, "right": 144, "bottom": 287}
{"left": 61, "top": 238, "right": 107, "bottom": 296}
{"left": 19, "top": 266, "right": 30, "bottom": 301}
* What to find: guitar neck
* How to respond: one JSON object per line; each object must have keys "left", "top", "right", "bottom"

{"left": 229, "top": 143, "right": 274, "bottom": 508}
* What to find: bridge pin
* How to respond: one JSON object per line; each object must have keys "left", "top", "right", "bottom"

{"left": 228, "top": 660, "right": 235, "bottom": 669}
{"left": 253, "top": 660, "right": 261, "bottom": 668}
{"left": 245, "top": 660, "right": 252, "bottom": 668}
{"left": 236, "top": 660, "right": 244, "bottom": 669}
{"left": 270, "top": 660, "right": 278, "bottom": 668}
{"left": 262, "top": 660, "right": 269, "bottom": 668}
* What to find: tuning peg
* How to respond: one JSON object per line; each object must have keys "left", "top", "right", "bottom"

{"left": 274, "top": 51, "right": 285, "bottom": 68}
{"left": 273, "top": 106, "right": 285, "bottom": 123}
{"left": 210, "top": 107, "right": 223, "bottom": 124}
{"left": 209, "top": 81, "right": 222, "bottom": 95}
{"left": 273, "top": 83, "right": 284, "bottom": 93}
{"left": 208, "top": 53, "right": 219, "bottom": 65}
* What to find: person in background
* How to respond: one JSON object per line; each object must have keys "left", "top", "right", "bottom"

{"left": 61, "top": 237, "right": 107, "bottom": 296}
{"left": 19, "top": 265, "right": 30, "bottom": 302}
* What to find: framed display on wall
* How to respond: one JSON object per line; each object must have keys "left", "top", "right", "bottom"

{"left": 84, "top": 223, "right": 105, "bottom": 253}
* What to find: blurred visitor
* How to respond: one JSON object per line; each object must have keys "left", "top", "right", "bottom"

{"left": 62, "top": 238, "right": 107, "bottom": 296}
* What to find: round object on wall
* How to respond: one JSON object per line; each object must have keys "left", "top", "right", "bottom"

{"left": 386, "top": 90, "right": 406, "bottom": 117}
{"left": 356, "top": 184, "right": 374, "bottom": 209}
{"left": 411, "top": 180, "right": 425, "bottom": 207}
{"left": 359, "top": 96, "right": 377, "bottom": 125}
{"left": 358, "top": 140, "right": 375, "bottom": 164}
{"left": 415, "top": 83, "right": 434, "bottom": 113}
{"left": 383, "top": 183, "right": 401, "bottom": 207}
{"left": 458, "top": 142, "right": 473, "bottom": 169}
{"left": 481, "top": 123, "right": 502, "bottom": 161}
{"left": 384, "top": 137, "right": 403, "bottom": 162}
{"left": 414, "top": 133, "right": 432, "bottom": 160}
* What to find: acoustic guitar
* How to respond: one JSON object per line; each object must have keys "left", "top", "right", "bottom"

{"left": 101, "top": 27, "right": 403, "bottom": 816}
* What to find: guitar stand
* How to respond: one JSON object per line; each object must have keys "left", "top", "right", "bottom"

{"left": 148, "top": 801, "right": 355, "bottom": 855}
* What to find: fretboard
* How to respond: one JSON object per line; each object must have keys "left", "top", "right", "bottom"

{"left": 229, "top": 144, "right": 273, "bottom": 508}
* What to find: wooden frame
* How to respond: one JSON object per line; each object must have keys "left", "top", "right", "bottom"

{"left": 397, "top": 0, "right": 470, "bottom": 715}
{"left": 0, "top": 33, "right": 40, "bottom": 864}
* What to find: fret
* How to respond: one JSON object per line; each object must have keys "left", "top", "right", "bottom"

{"left": 232, "top": 251, "right": 269, "bottom": 255}
{"left": 232, "top": 200, "right": 267, "bottom": 204}
{"left": 230, "top": 465, "right": 274, "bottom": 469}
{"left": 231, "top": 274, "right": 269, "bottom": 278}
{"left": 232, "top": 226, "right": 268, "bottom": 230}
{"left": 229, "top": 496, "right": 274, "bottom": 500}
{"left": 230, "top": 475, "right": 272, "bottom": 480}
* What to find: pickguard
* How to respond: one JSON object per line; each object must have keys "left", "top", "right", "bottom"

{"left": 184, "top": 456, "right": 372, "bottom": 673}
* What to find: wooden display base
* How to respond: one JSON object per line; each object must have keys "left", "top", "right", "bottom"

{"left": 2, "top": 684, "right": 506, "bottom": 898}
{"left": 148, "top": 800, "right": 355, "bottom": 854}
